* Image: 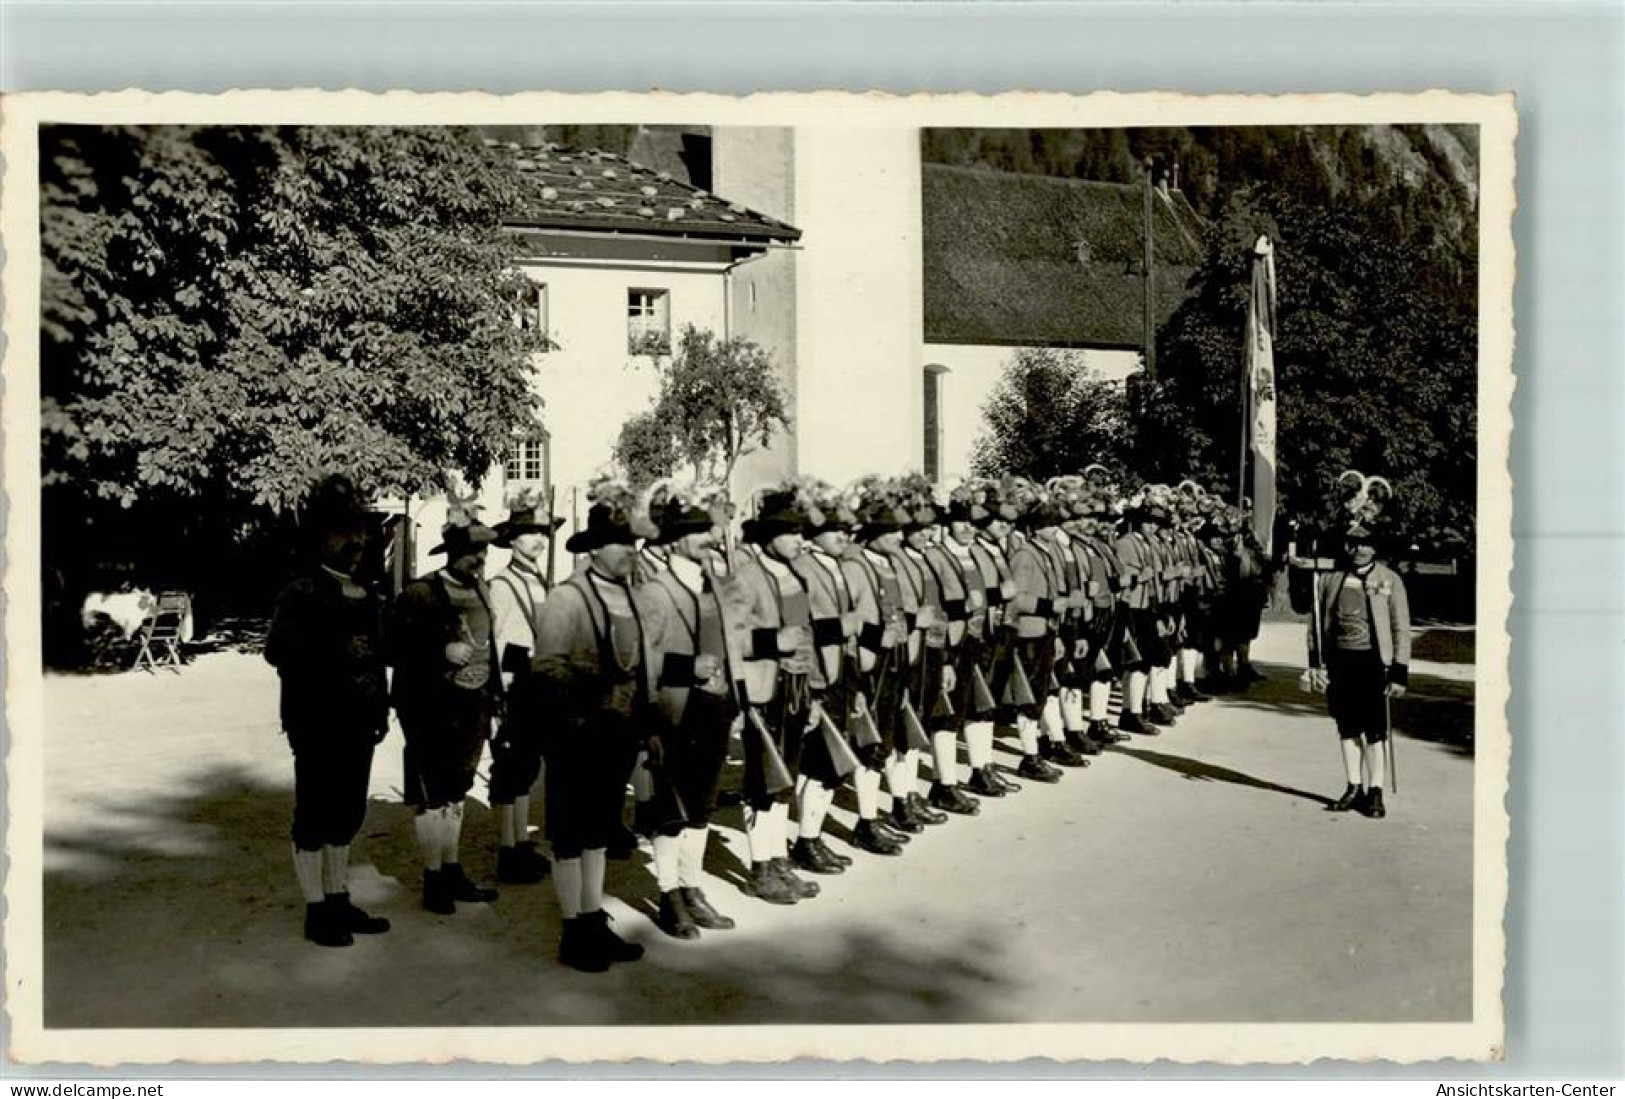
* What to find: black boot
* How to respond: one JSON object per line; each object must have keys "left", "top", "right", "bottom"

{"left": 326, "top": 892, "right": 389, "bottom": 935}
{"left": 1017, "top": 754, "right": 1062, "bottom": 783}
{"left": 304, "top": 900, "right": 354, "bottom": 948}
{"left": 558, "top": 915, "right": 610, "bottom": 973}
{"left": 421, "top": 868, "right": 455, "bottom": 915}
{"left": 1326, "top": 783, "right": 1363, "bottom": 812}
{"left": 770, "top": 856, "right": 820, "bottom": 898}
{"left": 1361, "top": 787, "right": 1387, "bottom": 819}
{"left": 745, "top": 860, "right": 800, "bottom": 904}
{"left": 812, "top": 837, "right": 853, "bottom": 867}
{"left": 1118, "top": 710, "right": 1154, "bottom": 736}
{"left": 497, "top": 841, "right": 550, "bottom": 884}
{"left": 852, "top": 819, "right": 905, "bottom": 856}
{"left": 967, "top": 766, "right": 1008, "bottom": 797}
{"left": 888, "top": 802, "right": 925, "bottom": 834}
{"left": 681, "top": 886, "right": 736, "bottom": 930}
{"left": 791, "top": 837, "right": 847, "bottom": 875}
{"left": 1088, "top": 719, "right": 1126, "bottom": 745}
{"left": 908, "top": 792, "right": 950, "bottom": 825}
{"left": 989, "top": 764, "right": 1023, "bottom": 792}
{"left": 440, "top": 863, "right": 498, "bottom": 904}
{"left": 929, "top": 782, "right": 982, "bottom": 815}
{"left": 1066, "top": 727, "right": 1103, "bottom": 756}
{"left": 1147, "top": 702, "right": 1179, "bottom": 727}
{"left": 1041, "top": 738, "right": 1091, "bottom": 768}
{"left": 582, "top": 909, "right": 645, "bottom": 963}
{"left": 1180, "top": 682, "right": 1211, "bottom": 704}
{"left": 656, "top": 889, "right": 701, "bottom": 940}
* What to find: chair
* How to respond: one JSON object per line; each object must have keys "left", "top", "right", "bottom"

{"left": 132, "top": 591, "right": 190, "bottom": 673}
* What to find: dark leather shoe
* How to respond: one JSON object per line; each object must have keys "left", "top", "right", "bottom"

{"left": 582, "top": 909, "right": 644, "bottom": 963}
{"left": 852, "top": 820, "right": 904, "bottom": 856}
{"left": 871, "top": 817, "right": 912, "bottom": 844}
{"left": 745, "top": 861, "right": 799, "bottom": 904}
{"left": 1361, "top": 787, "right": 1387, "bottom": 819}
{"left": 1017, "top": 754, "right": 1062, "bottom": 783}
{"left": 681, "top": 887, "right": 736, "bottom": 930}
{"left": 497, "top": 842, "right": 550, "bottom": 884}
{"left": 967, "top": 766, "right": 1008, "bottom": 797}
{"left": 989, "top": 765, "right": 1023, "bottom": 792}
{"left": 770, "top": 857, "right": 820, "bottom": 898}
{"left": 656, "top": 889, "right": 700, "bottom": 940}
{"left": 791, "top": 837, "right": 846, "bottom": 875}
{"left": 421, "top": 869, "right": 455, "bottom": 915}
{"left": 889, "top": 803, "right": 925, "bottom": 834}
{"left": 908, "top": 792, "right": 950, "bottom": 825}
{"left": 1179, "top": 683, "right": 1211, "bottom": 704}
{"left": 1326, "top": 784, "right": 1362, "bottom": 812}
{"left": 558, "top": 916, "right": 609, "bottom": 973}
{"left": 929, "top": 782, "right": 981, "bottom": 815}
{"left": 304, "top": 900, "right": 353, "bottom": 948}
{"left": 1118, "top": 711, "right": 1154, "bottom": 736}
{"left": 1147, "top": 703, "right": 1179, "bottom": 727}
{"left": 1088, "top": 720, "right": 1127, "bottom": 745}
{"left": 326, "top": 892, "right": 389, "bottom": 935}
{"left": 1066, "top": 728, "right": 1103, "bottom": 756}
{"left": 1042, "top": 739, "right": 1090, "bottom": 768}
{"left": 440, "top": 863, "right": 498, "bottom": 904}
{"left": 812, "top": 836, "right": 852, "bottom": 867}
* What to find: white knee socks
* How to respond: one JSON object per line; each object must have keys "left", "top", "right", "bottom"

{"left": 1341, "top": 739, "right": 1363, "bottom": 785}
{"left": 496, "top": 803, "right": 517, "bottom": 848}
{"left": 652, "top": 833, "right": 681, "bottom": 892}
{"left": 798, "top": 780, "right": 832, "bottom": 840}
{"left": 1179, "top": 648, "right": 1200, "bottom": 685}
{"left": 965, "top": 721, "right": 995, "bottom": 769}
{"left": 1366, "top": 742, "right": 1387, "bottom": 789}
{"left": 677, "top": 826, "right": 709, "bottom": 888}
{"left": 414, "top": 810, "right": 444, "bottom": 871}
{"left": 553, "top": 857, "right": 583, "bottom": 919}
{"left": 1017, "top": 714, "right": 1041, "bottom": 755}
{"left": 580, "top": 848, "right": 607, "bottom": 913}
{"left": 1060, "top": 688, "right": 1086, "bottom": 731}
{"left": 630, "top": 751, "right": 654, "bottom": 803}
{"left": 1040, "top": 696, "right": 1065, "bottom": 741}
{"left": 321, "top": 844, "right": 349, "bottom": 896}
{"left": 292, "top": 845, "right": 324, "bottom": 903}
{"left": 1125, "top": 671, "right": 1148, "bottom": 714}
{"left": 1149, "top": 666, "right": 1171, "bottom": 705}
{"left": 746, "top": 806, "right": 773, "bottom": 865}
{"left": 769, "top": 801, "right": 792, "bottom": 857}
{"left": 855, "top": 766, "right": 882, "bottom": 819}
{"left": 1088, "top": 681, "right": 1111, "bottom": 722}
{"left": 931, "top": 730, "right": 959, "bottom": 786}
{"left": 438, "top": 801, "right": 464, "bottom": 865}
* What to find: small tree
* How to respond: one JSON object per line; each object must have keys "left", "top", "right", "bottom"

{"left": 612, "top": 324, "right": 788, "bottom": 488}
{"left": 970, "top": 347, "right": 1130, "bottom": 480}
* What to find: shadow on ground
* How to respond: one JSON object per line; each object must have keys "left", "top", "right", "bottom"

{"left": 43, "top": 764, "right": 1014, "bottom": 1029}
{"left": 1207, "top": 662, "right": 1476, "bottom": 757}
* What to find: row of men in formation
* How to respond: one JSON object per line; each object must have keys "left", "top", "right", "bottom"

{"left": 265, "top": 472, "right": 1272, "bottom": 971}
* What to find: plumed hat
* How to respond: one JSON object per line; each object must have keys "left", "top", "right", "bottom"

{"left": 566, "top": 477, "right": 661, "bottom": 553}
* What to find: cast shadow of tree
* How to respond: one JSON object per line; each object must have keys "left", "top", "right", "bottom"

{"left": 43, "top": 764, "right": 1014, "bottom": 1030}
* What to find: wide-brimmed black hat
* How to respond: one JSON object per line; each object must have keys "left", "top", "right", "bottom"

{"left": 652, "top": 498, "right": 719, "bottom": 546}
{"left": 431, "top": 514, "right": 501, "bottom": 557}
{"left": 746, "top": 490, "right": 816, "bottom": 545}
{"left": 566, "top": 501, "right": 660, "bottom": 553}
{"left": 303, "top": 473, "right": 370, "bottom": 535}
{"left": 906, "top": 501, "right": 941, "bottom": 531}
{"left": 494, "top": 503, "right": 565, "bottom": 546}
{"left": 808, "top": 499, "right": 858, "bottom": 536}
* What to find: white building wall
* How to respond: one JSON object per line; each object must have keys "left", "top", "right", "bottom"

{"left": 923, "top": 342, "right": 1142, "bottom": 483}
{"left": 791, "top": 128, "right": 924, "bottom": 484}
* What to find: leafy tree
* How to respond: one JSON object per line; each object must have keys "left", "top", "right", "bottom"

{"left": 1152, "top": 184, "right": 1477, "bottom": 556}
{"left": 39, "top": 125, "right": 547, "bottom": 634}
{"left": 611, "top": 325, "right": 789, "bottom": 491}
{"left": 970, "top": 348, "right": 1131, "bottom": 480}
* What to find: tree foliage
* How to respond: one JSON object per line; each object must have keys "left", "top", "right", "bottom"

{"left": 42, "top": 125, "right": 546, "bottom": 523}
{"left": 970, "top": 348, "right": 1131, "bottom": 481}
{"left": 1148, "top": 184, "right": 1477, "bottom": 555}
{"left": 611, "top": 324, "right": 788, "bottom": 489}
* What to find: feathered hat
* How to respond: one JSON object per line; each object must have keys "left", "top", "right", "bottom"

{"left": 646, "top": 478, "right": 731, "bottom": 546}
{"left": 851, "top": 474, "right": 913, "bottom": 539}
{"left": 431, "top": 493, "right": 501, "bottom": 556}
{"left": 807, "top": 479, "right": 861, "bottom": 536}
{"left": 495, "top": 485, "right": 565, "bottom": 546}
{"left": 744, "top": 479, "right": 822, "bottom": 545}
{"left": 302, "top": 472, "right": 370, "bottom": 536}
{"left": 566, "top": 476, "right": 661, "bottom": 553}
{"left": 893, "top": 473, "right": 943, "bottom": 530}
{"left": 1335, "top": 470, "right": 1396, "bottom": 543}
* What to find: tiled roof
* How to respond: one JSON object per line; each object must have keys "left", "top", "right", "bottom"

{"left": 923, "top": 163, "right": 1206, "bottom": 349}
{"left": 492, "top": 140, "right": 801, "bottom": 244}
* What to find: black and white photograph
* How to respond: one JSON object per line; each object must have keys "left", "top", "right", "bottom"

{"left": 1, "top": 91, "right": 1515, "bottom": 1065}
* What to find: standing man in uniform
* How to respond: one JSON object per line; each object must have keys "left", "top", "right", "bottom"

{"left": 265, "top": 474, "right": 392, "bottom": 948}
{"left": 487, "top": 489, "right": 562, "bottom": 885}
{"left": 388, "top": 506, "right": 504, "bottom": 916}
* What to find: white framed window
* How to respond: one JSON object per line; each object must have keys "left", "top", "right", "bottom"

{"left": 515, "top": 282, "right": 552, "bottom": 349}
{"left": 923, "top": 364, "right": 949, "bottom": 482}
{"left": 627, "top": 288, "right": 671, "bottom": 355}
{"left": 506, "top": 439, "right": 547, "bottom": 485}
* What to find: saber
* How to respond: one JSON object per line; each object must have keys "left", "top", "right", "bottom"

{"left": 1385, "top": 692, "right": 1399, "bottom": 795}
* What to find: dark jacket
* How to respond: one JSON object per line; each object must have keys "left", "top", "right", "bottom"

{"left": 386, "top": 571, "right": 503, "bottom": 717}
{"left": 265, "top": 570, "right": 389, "bottom": 740}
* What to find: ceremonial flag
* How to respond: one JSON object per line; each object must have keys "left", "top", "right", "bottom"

{"left": 1246, "top": 235, "right": 1279, "bottom": 556}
